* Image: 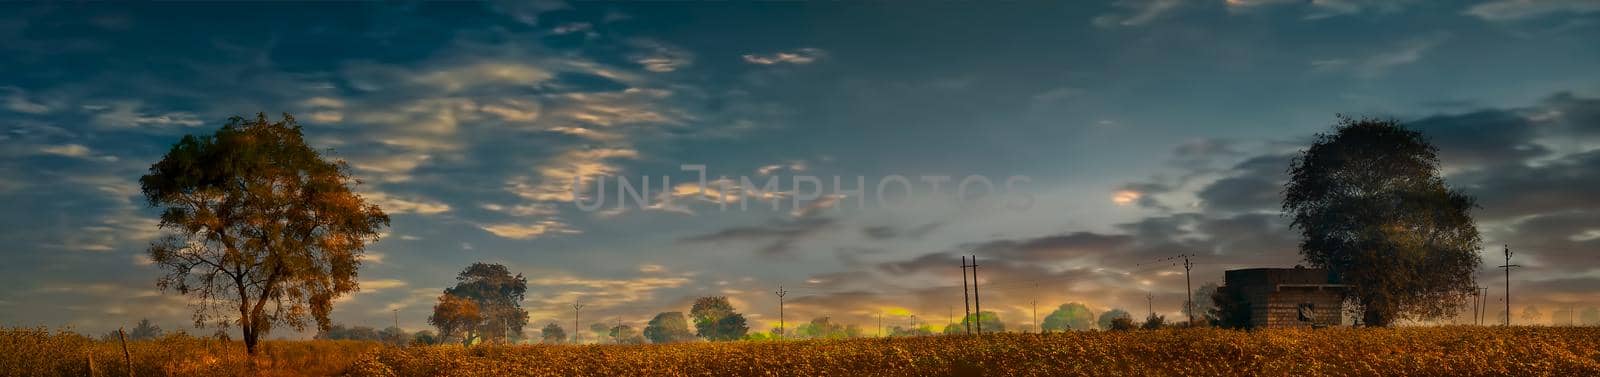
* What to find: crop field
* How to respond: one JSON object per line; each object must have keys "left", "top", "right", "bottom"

{"left": 6, "top": 326, "right": 1600, "bottom": 376}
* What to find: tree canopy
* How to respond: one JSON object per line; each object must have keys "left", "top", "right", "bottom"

{"left": 1041, "top": 302, "right": 1094, "bottom": 331}
{"left": 1284, "top": 117, "right": 1481, "bottom": 327}
{"left": 430, "top": 262, "right": 529, "bottom": 345}
{"left": 1097, "top": 309, "right": 1131, "bottom": 330}
{"left": 689, "top": 296, "right": 749, "bottom": 341}
{"left": 428, "top": 293, "right": 482, "bottom": 346}
{"left": 961, "top": 311, "right": 1005, "bottom": 334}
{"left": 140, "top": 113, "right": 389, "bottom": 354}
{"left": 643, "top": 312, "right": 694, "bottom": 344}
{"left": 539, "top": 323, "right": 566, "bottom": 344}
{"left": 795, "top": 316, "right": 860, "bottom": 339}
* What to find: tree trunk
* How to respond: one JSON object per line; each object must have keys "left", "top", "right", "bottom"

{"left": 242, "top": 323, "right": 258, "bottom": 355}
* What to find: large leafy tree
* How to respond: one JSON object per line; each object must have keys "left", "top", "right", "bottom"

{"left": 1184, "top": 283, "right": 1220, "bottom": 323}
{"left": 689, "top": 296, "right": 749, "bottom": 341}
{"left": 141, "top": 113, "right": 389, "bottom": 355}
{"left": 642, "top": 312, "right": 694, "bottom": 344}
{"left": 1041, "top": 302, "right": 1094, "bottom": 331}
{"left": 1096, "top": 309, "right": 1131, "bottom": 330}
{"left": 431, "top": 262, "right": 529, "bottom": 345}
{"left": 1284, "top": 117, "right": 1481, "bottom": 327}
{"left": 795, "top": 316, "right": 853, "bottom": 339}
{"left": 961, "top": 311, "right": 1005, "bottom": 333}
{"left": 129, "top": 319, "right": 163, "bottom": 341}
{"left": 539, "top": 323, "right": 566, "bottom": 344}
{"left": 428, "top": 294, "right": 482, "bottom": 346}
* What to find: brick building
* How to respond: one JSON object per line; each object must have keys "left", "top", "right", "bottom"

{"left": 1221, "top": 267, "right": 1348, "bottom": 328}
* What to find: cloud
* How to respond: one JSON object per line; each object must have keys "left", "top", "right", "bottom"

{"left": 39, "top": 144, "right": 92, "bottom": 158}
{"left": 1466, "top": 0, "right": 1600, "bottom": 22}
{"left": 87, "top": 101, "right": 205, "bottom": 129}
{"left": 1093, "top": 0, "right": 1183, "bottom": 28}
{"left": 1312, "top": 33, "right": 1450, "bottom": 78}
{"left": 631, "top": 39, "right": 694, "bottom": 73}
{"left": 509, "top": 147, "right": 640, "bottom": 202}
{"left": 551, "top": 22, "right": 594, "bottom": 36}
{"left": 361, "top": 191, "right": 451, "bottom": 215}
{"left": 489, "top": 0, "right": 569, "bottom": 26}
{"left": 862, "top": 222, "right": 942, "bottom": 241}
{"left": 742, "top": 48, "right": 826, "bottom": 65}
{"left": 680, "top": 217, "right": 835, "bottom": 257}
{"left": 479, "top": 219, "right": 580, "bottom": 240}
{"left": 2, "top": 86, "right": 52, "bottom": 114}
{"left": 360, "top": 278, "right": 408, "bottom": 291}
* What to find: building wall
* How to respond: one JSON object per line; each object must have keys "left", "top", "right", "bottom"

{"left": 1226, "top": 268, "right": 1345, "bottom": 328}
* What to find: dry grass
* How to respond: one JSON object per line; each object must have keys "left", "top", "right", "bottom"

{"left": 348, "top": 327, "right": 1600, "bottom": 377}
{"left": 0, "top": 327, "right": 379, "bottom": 377}
{"left": 6, "top": 326, "right": 1599, "bottom": 376}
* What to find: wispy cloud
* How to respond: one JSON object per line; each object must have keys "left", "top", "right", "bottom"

{"left": 1311, "top": 33, "right": 1450, "bottom": 78}
{"left": 1466, "top": 0, "right": 1600, "bottom": 22}
{"left": 742, "top": 48, "right": 826, "bottom": 65}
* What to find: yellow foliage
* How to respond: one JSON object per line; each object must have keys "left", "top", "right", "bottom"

{"left": 6, "top": 326, "right": 1600, "bottom": 376}
{"left": 0, "top": 327, "right": 379, "bottom": 376}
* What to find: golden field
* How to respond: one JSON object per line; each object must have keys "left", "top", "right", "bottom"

{"left": 7, "top": 326, "right": 1600, "bottom": 376}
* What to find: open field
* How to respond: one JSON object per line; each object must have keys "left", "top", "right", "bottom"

{"left": 0, "top": 328, "right": 379, "bottom": 377}
{"left": 7, "top": 327, "right": 1600, "bottom": 376}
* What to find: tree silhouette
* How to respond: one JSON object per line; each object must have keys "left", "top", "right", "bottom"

{"left": 1142, "top": 313, "right": 1166, "bottom": 329}
{"left": 140, "top": 113, "right": 390, "bottom": 354}
{"left": 961, "top": 311, "right": 1005, "bottom": 333}
{"left": 643, "top": 312, "right": 694, "bottom": 343}
{"left": 1522, "top": 305, "right": 1543, "bottom": 325}
{"left": 1041, "top": 302, "right": 1094, "bottom": 331}
{"left": 438, "top": 262, "right": 529, "bottom": 344}
{"left": 1207, "top": 286, "right": 1252, "bottom": 329}
{"left": 689, "top": 296, "right": 749, "bottom": 341}
{"left": 128, "top": 319, "right": 162, "bottom": 341}
{"left": 1185, "top": 283, "right": 1220, "bottom": 323}
{"left": 1284, "top": 117, "right": 1481, "bottom": 327}
{"left": 428, "top": 294, "right": 482, "bottom": 346}
{"left": 1096, "top": 309, "right": 1132, "bottom": 330}
{"left": 608, "top": 325, "right": 646, "bottom": 344}
{"left": 539, "top": 323, "right": 566, "bottom": 344}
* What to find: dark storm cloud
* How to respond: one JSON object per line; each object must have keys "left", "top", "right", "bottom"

{"left": 1409, "top": 109, "right": 1550, "bottom": 168}
{"left": 968, "top": 232, "right": 1137, "bottom": 263}
{"left": 860, "top": 222, "right": 943, "bottom": 241}
{"left": 1195, "top": 153, "right": 1293, "bottom": 214}
{"left": 678, "top": 216, "right": 835, "bottom": 257}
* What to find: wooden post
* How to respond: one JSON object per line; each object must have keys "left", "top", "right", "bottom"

{"left": 117, "top": 327, "right": 133, "bottom": 377}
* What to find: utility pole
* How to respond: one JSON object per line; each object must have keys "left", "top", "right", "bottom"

{"left": 1478, "top": 286, "right": 1489, "bottom": 326}
{"left": 1498, "top": 245, "right": 1520, "bottom": 326}
{"left": 961, "top": 256, "right": 972, "bottom": 334}
{"left": 775, "top": 285, "right": 787, "bottom": 339}
{"left": 1183, "top": 254, "right": 1194, "bottom": 326}
{"left": 971, "top": 254, "right": 982, "bottom": 334}
{"left": 1147, "top": 292, "right": 1154, "bottom": 320}
{"left": 1032, "top": 298, "right": 1038, "bottom": 333}
{"left": 393, "top": 309, "right": 399, "bottom": 330}
{"left": 573, "top": 301, "right": 585, "bottom": 344}
{"left": 1471, "top": 286, "right": 1482, "bottom": 326}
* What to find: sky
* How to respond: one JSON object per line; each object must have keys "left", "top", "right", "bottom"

{"left": 1, "top": 1, "right": 1599, "bottom": 339}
